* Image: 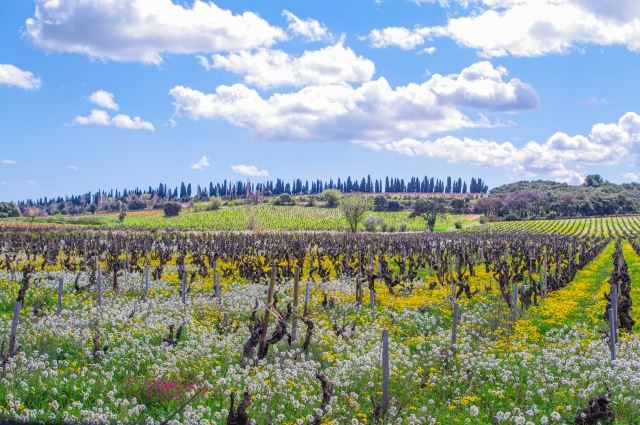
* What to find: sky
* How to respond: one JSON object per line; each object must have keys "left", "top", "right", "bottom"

{"left": 1, "top": 0, "right": 640, "bottom": 201}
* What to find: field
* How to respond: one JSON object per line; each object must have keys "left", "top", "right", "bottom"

{"left": 0, "top": 224, "right": 639, "bottom": 424}
{"left": 469, "top": 215, "right": 640, "bottom": 237}
{"left": 15, "top": 204, "right": 480, "bottom": 232}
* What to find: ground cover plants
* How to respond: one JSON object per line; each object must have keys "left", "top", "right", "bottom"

{"left": 0, "top": 224, "right": 638, "bottom": 424}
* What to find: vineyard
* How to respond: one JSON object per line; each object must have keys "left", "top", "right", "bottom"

{"left": 469, "top": 215, "right": 640, "bottom": 237}
{"left": 18, "top": 205, "right": 480, "bottom": 233}
{"left": 0, "top": 224, "right": 638, "bottom": 424}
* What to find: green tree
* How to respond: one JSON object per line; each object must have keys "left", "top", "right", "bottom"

{"left": 583, "top": 174, "right": 605, "bottom": 188}
{"left": 410, "top": 199, "right": 446, "bottom": 232}
{"left": 341, "top": 196, "right": 369, "bottom": 232}
{"left": 322, "top": 189, "right": 342, "bottom": 208}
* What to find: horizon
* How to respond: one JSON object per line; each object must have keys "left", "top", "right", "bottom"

{"left": 2, "top": 0, "right": 640, "bottom": 202}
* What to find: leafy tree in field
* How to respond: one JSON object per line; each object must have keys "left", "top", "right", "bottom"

{"left": 0, "top": 202, "right": 21, "bottom": 218}
{"left": 341, "top": 196, "right": 369, "bottom": 232}
{"left": 322, "top": 189, "right": 342, "bottom": 208}
{"left": 410, "top": 199, "right": 447, "bottom": 232}
{"left": 163, "top": 202, "right": 182, "bottom": 217}
{"left": 583, "top": 174, "right": 605, "bottom": 188}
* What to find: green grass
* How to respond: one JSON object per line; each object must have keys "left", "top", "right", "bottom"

{"left": 13, "top": 204, "right": 480, "bottom": 232}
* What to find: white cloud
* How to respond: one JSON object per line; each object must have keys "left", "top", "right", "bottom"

{"left": 112, "top": 114, "right": 154, "bottom": 130}
{"left": 171, "top": 61, "right": 536, "bottom": 142}
{"left": 73, "top": 109, "right": 111, "bottom": 126}
{"left": 73, "top": 109, "right": 154, "bottom": 131}
{"left": 90, "top": 90, "right": 119, "bottom": 110}
{"left": 2, "top": 159, "right": 17, "bottom": 165}
{"left": 191, "top": 156, "right": 211, "bottom": 170}
{"left": 282, "top": 10, "right": 332, "bottom": 42}
{"left": 623, "top": 172, "right": 640, "bottom": 181}
{"left": 67, "top": 165, "right": 78, "bottom": 170}
{"left": 366, "top": 0, "right": 640, "bottom": 57}
{"left": 419, "top": 46, "right": 437, "bottom": 54}
{"left": 231, "top": 164, "right": 269, "bottom": 177}
{"left": 583, "top": 96, "right": 608, "bottom": 108}
{"left": 25, "top": 0, "right": 286, "bottom": 64}
{"left": 0, "top": 64, "right": 42, "bottom": 90}
{"left": 364, "top": 26, "right": 439, "bottom": 50}
{"left": 199, "top": 41, "right": 375, "bottom": 88}
{"left": 363, "top": 111, "right": 640, "bottom": 184}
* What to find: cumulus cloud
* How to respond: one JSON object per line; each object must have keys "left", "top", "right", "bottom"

{"left": 191, "top": 156, "right": 211, "bottom": 170}
{"left": 171, "top": 61, "right": 536, "bottom": 142}
{"left": 67, "top": 165, "right": 78, "bottom": 170}
{"left": 362, "top": 111, "right": 640, "bottom": 184}
{"left": 231, "top": 164, "right": 269, "bottom": 177}
{"left": 0, "top": 64, "right": 42, "bottom": 90}
{"left": 25, "top": 0, "right": 286, "bottom": 64}
{"left": 2, "top": 159, "right": 17, "bottom": 165}
{"left": 90, "top": 90, "right": 119, "bottom": 110}
{"left": 73, "top": 109, "right": 154, "bottom": 131}
{"left": 198, "top": 41, "right": 375, "bottom": 88}
{"left": 282, "top": 10, "right": 333, "bottom": 42}
{"left": 365, "top": 0, "right": 640, "bottom": 57}
{"left": 364, "top": 26, "right": 440, "bottom": 50}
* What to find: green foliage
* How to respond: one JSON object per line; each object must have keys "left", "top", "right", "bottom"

{"left": 163, "top": 203, "right": 181, "bottom": 217}
{"left": 207, "top": 197, "right": 222, "bottom": 211}
{"left": 410, "top": 199, "right": 447, "bottom": 232}
{"left": 0, "top": 202, "right": 21, "bottom": 218}
{"left": 583, "top": 174, "right": 605, "bottom": 188}
{"left": 340, "top": 196, "right": 370, "bottom": 232}
{"left": 322, "top": 189, "right": 342, "bottom": 208}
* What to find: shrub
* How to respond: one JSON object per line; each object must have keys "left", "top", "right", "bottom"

{"left": 127, "top": 198, "right": 146, "bottom": 211}
{"left": 388, "top": 224, "right": 397, "bottom": 232}
{"left": 163, "top": 202, "right": 181, "bottom": 217}
{"left": 504, "top": 214, "right": 519, "bottom": 221}
{"left": 0, "top": 202, "right": 21, "bottom": 218}
{"left": 118, "top": 211, "right": 127, "bottom": 223}
{"left": 373, "top": 196, "right": 387, "bottom": 211}
{"left": 274, "top": 193, "right": 295, "bottom": 206}
{"left": 322, "top": 189, "right": 342, "bottom": 208}
{"left": 399, "top": 223, "right": 408, "bottom": 232}
{"left": 386, "top": 200, "right": 402, "bottom": 211}
{"left": 454, "top": 221, "right": 463, "bottom": 229}
{"left": 364, "top": 215, "right": 385, "bottom": 232}
{"left": 207, "top": 197, "right": 223, "bottom": 211}
{"left": 478, "top": 214, "right": 488, "bottom": 224}
{"left": 546, "top": 211, "right": 558, "bottom": 219}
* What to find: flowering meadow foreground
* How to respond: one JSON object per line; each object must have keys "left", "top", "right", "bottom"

{"left": 0, "top": 229, "right": 639, "bottom": 424}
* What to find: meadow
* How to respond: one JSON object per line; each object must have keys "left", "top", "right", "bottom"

{"left": 0, "top": 223, "right": 638, "bottom": 424}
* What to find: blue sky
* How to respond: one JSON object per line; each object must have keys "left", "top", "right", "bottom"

{"left": 1, "top": 0, "right": 640, "bottom": 201}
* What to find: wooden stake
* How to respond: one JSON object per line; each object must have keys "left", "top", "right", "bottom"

{"left": 144, "top": 265, "right": 150, "bottom": 301}
{"left": 97, "top": 265, "right": 103, "bottom": 308}
{"left": 451, "top": 302, "right": 460, "bottom": 355}
{"left": 57, "top": 277, "right": 63, "bottom": 317}
{"left": 303, "top": 280, "right": 311, "bottom": 317}
{"left": 8, "top": 301, "right": 21, "bottom": 355}
{"left": 181, "top": 274, "right": 187, "bottom": 304}
{"left": 370, "top": 289, "right": 376, "bottom": 322}
{"left": 291, "top": 266, "right": 300, "bottom": 343}
{"left": 381, "top": 329, "right": 390, "bottom": 414}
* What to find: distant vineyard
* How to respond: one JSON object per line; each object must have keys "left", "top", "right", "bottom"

{"left": 470, "top": 215, "right": 640, "bottom": 237}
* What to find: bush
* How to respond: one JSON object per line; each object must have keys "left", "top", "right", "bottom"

{"left": 163, "top": 203, "right": 182, "bottom": 217}
{"left": 388, "top": 224, "right": 397, "bottom": 232}
{"left": 386, "top": 200, "right": 402, "bottom": 211}
{"left": 454, "top": 221, "right": 463, "bottom": 229}
{"left": 322, "top": 189, "right": 342, "bottom": 208}
{"left": 127, "top": 198, "right": 147, "bottom": 211}
{"left": 226, "top": 200, "right": 238, "bottom": 207}
{"left": 399, "top": 223, "right": 407, "bottom": 232}
{"left": 364, "top": 215, "right": 385, "bottom": 232}
{"left": 207, "top": 197, "right": 223, "bottom": 211}
{"left": 546, "top": 211, "right": 558, "bottom": 219}
{"left": 273, "top": 193, "right": 295, "bottom": 206}
{"left": 373, "top": 196, "right": 387, "bottom": 211}
{"left": 118, "top": 211, "right": 127, "bottom": 223}
{"left": 0, "top": 202, "right": 21, "bottom": 218}
{"left": 478, "top": 214, "right": 488, "bottom": 224}
{"left": 504, "top": 214, "right": 519, "bottom": 221}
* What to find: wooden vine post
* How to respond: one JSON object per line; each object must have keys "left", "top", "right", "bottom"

{"left": 57, "top": 277, "right": 63, "bottom": 317}
{"left": 258, "top": 265, "right": 277, "bottom": 357}
{"left": 303, "top": 280, "right": 311, "bottom": 317}
{"left": 369, "top": 289, "right": 376, "bottom": 323}
{"left": 97, "top": 264, "right": 103, "bottom": 308}
{"left": 144, "top": 264, "right": 150, "bottom": 301}
{"left": 291, "top": 266, "right": 300, "bottom": 343}
{"left": 181, "top": 274, "right": 187, "bottom": 304}
{"left": 512, "top": 282, "right": 519, "bottom": 318}
{"left": 381, "top": 329, "right": 390, "bottom": 414}
{"left": 451, "top": 302, "right": 460, "bottom": 355}
{"left": 8, "top": 301, "right": 21, "bottom": 356}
